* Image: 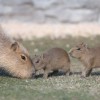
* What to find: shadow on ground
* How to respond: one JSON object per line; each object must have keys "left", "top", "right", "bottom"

{"left": 0, "top": 68, "right": 13, "bottom": 78}
{"left": 35, "top": 71, "right": 100, "bottom": 79}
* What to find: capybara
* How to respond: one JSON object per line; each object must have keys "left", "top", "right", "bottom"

{"left": 69, "top": 42, "right": 100, "bottom": 77}
{"left": 0, "top": 26, "right": 35, "bottom": 78}
{"left": 33, "top": 48, "right": 70, "bottom": 79}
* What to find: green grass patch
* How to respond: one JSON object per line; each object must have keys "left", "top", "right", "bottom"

{"left": 0, "top": 36, "right": 100, "bottom": 100}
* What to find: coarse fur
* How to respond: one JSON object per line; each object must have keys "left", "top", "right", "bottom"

{"left": 69, "top": 42, "right": 100, "bottom": 77}
{"left": 33, "top": 48, "right": 71, "bottom": 79}
{"left": 0, "top": 26, "right": 35, "bottom": 79}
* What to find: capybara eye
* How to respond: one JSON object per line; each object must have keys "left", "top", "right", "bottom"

{"left": 77, "top": 48, "right": 81, "bottom": 50}
{"left": 21, "top": 55, "right": 26, "bottom": 61}
{"left": 35, "top": 60, "right": 39, "bottom": 63}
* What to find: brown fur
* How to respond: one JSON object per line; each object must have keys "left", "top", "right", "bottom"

{"left": 33, "top": 48, "right": 70, "bottom": 79}
{"left": 0, "top": 26, "right": 35, "bottom": 79}
{"left": 69, "top": 42, "right": 100, "bottom": 77}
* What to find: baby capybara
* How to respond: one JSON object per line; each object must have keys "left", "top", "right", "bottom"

{"left": 33, "top": 48, "right": 71, "bottom": 79}
{"left": 69, "top": 42, "right": 100, "bottom": 77}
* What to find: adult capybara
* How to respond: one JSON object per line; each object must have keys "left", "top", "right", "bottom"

{"left": 0, "top": 26, "right": 35, "bottom": 78}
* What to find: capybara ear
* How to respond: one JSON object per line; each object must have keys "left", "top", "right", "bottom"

{"left": 35, "top": 54, "right": 37, "bottom": 57}
{"left": 80, "top": 42, "right": 85, "bottom": 46}
{"left": 84, "top": 44, "right": 88, "bottom": 48}
{"left": 80, "top": 42, "right": 87, "bottom": 48}
{"left": 41, "top": 54, "right": 43, "bottom": 60}
{"left": 82, "top": 43, "right": 88, "bottom": 48}
{"left": 42, "top": 53, "right": 48, "bottom": 60}
{"left": 42, "top": 53, "right": 45, "bottom": 59}
{"left": 11, "top": 42, "right": 19, "bottom": 51}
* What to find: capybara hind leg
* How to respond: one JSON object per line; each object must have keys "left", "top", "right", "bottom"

{"left": 86, "top": 68, "right": 92, "bottom": 76}
{"left": 62, "top": 67, "right": 71, "bottom": 76}
{"left": 82, "top": 67, "right": 92, "bottom": 77}
{"left": 43, "top": 69, "right": 49, "bottom": 79}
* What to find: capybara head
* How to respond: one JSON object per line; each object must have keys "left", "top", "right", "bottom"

{"left": 4, "top": 42, "right": 35, "bottom": 79}
{"left": 69, "top": 42, "right": 88, "bottom": 59}
{"left": 32, "top": 54, "right": 46, "bottom": 71}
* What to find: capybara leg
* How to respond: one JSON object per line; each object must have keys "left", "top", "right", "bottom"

{"left": 62, "top": 67, "right": 71, "bottom": 76}
{"left": 86, "top": 68, "right": 92, "bottom": 76}
{"left": 65, "top": 69, "right": 71, "bottom": 76}
{"left": 82, "top": 67, "right": 92, "bottom": 77}
{"left": 43, "top": 70, "right": 49, "bottom": 79}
